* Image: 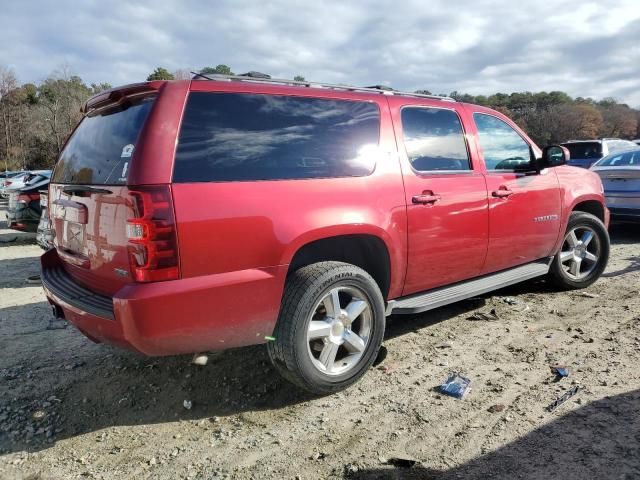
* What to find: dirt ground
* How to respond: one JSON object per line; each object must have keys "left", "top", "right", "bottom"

{"left": 0, "top": 201, "right": 639, "bottom": 480}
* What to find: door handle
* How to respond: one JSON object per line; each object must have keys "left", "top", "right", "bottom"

{"left": 492, "top": 187, "right": 513, "bottom": 198}
{"left": 412, "top": 192, "right": 441, "bottom": 205}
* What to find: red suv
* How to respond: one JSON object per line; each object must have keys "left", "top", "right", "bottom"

{"left": 42, "top": 76, "right": 610, "bottom": 394}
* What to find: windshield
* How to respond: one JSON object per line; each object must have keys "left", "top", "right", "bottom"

{"left": 53, "top": 95, "right": 155, "bottom": 185}
{"left": 561, "top": 142, "right": 603, "bottom": 160}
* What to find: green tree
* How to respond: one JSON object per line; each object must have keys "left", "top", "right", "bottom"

{"left": 199, "top": 65, "right": 234, "bottom": 76}
{"left": 90, "top": 82, "right": 112, "bottom": 94}
{"left": 146, "top": 67, "right": 175, "bottom": 81}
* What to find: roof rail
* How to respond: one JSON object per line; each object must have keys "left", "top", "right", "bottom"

{"left": 190, "top": 72, "right": 454, "bottom": 102}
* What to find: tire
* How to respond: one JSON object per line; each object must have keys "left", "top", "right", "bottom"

{"left": 267, "top": 261, "right": 386, "bottom": 395}
{"left": 548, "top": 211, "right": 610, "bottom": 290}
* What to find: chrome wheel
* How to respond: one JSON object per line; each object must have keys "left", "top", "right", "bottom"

{"left": 306, "top": 286, "right": 372, "bottom": 376}
{"left": 559, "top": 226, "right": 601, "bottom": 280}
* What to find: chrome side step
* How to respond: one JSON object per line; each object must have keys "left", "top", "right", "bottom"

{"left": 387, "top": 258, "right": 552, "bottom": 315}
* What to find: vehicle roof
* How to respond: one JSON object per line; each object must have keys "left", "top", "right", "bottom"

{"left": 85, "top": 75, "right": 459, "bottom": 113}
{"left": 190, "top": 73, "right": 457, "bottom": 103}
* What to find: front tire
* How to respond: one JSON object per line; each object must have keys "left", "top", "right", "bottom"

{"left": 548, "top": 211, "right": 609, "bottom": 290}
{"left": 267, "top": 261, "right": 385, "bottom": 395}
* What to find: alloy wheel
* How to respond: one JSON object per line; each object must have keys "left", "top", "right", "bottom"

{"left": 306, "top": 286, "right": 372, "bottom": 376}
{"left": 559, "top": 226, "right": 601, "bottom": 280}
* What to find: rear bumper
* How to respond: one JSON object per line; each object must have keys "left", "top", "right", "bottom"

{"left": 41, "top": 249, "right": 287, "bottom": 356}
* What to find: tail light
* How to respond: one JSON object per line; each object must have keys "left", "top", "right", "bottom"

{"left": 5, "top": 181, "right": 12, "bottom": 186}
{"left": 126, "top": 185, "right": 180, "bottom": 282}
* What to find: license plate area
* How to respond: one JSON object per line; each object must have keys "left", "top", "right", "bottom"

{"left": 65, "top": 221, "right": 85, "bottom": 253}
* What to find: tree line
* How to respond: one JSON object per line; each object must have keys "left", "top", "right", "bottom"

{"left": 1, "top": 63, "right": 638, "bottom": 171}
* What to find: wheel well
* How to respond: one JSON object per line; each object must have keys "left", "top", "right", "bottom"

{"left": 573, "top": 200, "right": 605, "bottom": 222}
{"left": 288, "top": 235, "right": 391, "bottom": 298}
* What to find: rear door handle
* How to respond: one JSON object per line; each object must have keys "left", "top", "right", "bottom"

{"left": 492, "top": 187, "right": 514, "bottom": 198}
{"left": 412, "top": 192, "right": 441, "bottom": 205}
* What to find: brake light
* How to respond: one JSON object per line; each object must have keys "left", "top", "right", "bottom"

{"left": 5, "top": 181, "right": 12, "bottom": 186}
{"left": 126, "top": 185, "right": 180, "bottom": 282}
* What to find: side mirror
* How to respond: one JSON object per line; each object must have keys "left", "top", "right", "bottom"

{"left": 541, "top": 145, "right": 570, "bottom": 168}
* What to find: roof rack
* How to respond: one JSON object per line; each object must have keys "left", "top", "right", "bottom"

{"left": 190, "top": 72, "right": 454, "bottom": 102}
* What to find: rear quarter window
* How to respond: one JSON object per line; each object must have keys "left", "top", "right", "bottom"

{"left": 53, "top": 96, "right": 155, "bottom": 185}
{"left": 173, "top": 92, "right": 380, "bottom": 182}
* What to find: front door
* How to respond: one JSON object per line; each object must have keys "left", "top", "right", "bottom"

{"left": 389, "top": 99, "right": 489, "bottom": 296}
{"left": 470, "top": 111, "right": 562, "bottom": 274}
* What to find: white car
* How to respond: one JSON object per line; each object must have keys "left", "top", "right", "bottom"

{"left": 1, "top": 171, "right": 51, "bottom": 198}
{"left": 0, "top": 172, "right": 30, "bottom": 198}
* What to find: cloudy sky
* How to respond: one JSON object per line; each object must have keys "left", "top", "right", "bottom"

{"left": 1, "top": 0, "right": 639, "bottom": 106}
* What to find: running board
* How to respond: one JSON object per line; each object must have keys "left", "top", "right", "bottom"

{"left": 387, "top": 258, "right": 552, "bottom": 315}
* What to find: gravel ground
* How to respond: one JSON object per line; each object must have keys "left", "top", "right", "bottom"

{"left": 0, "top": 200, "right": 639, "bottom": 480}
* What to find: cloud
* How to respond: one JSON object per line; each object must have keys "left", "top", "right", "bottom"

{"left": 1, "top": 0, "right": 639, "bottom": 106}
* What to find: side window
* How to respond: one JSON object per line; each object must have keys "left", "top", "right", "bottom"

{"left": 173, "top": 93, "right": 380, "bottom": 182}
{"left": 473, "top": 113, "right": 532, "bottom": 171}
{"left": 400, "top": 107, "right": 470, "bottom": 172}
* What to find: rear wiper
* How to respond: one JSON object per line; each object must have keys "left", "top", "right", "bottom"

{"left": 62, "top": 185, "right": 113, "bottom": 195}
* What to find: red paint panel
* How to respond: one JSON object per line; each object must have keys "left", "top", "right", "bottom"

{"left": 386, "top": 96, "right": 489, "bottom": 295}
{"left": 128, "top": 80, "right": 190, "bottom": 185}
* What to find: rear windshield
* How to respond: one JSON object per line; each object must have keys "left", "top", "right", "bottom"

{"left": 53, "top": 96, "right": 155, "bottom": 185}
{"left": 173, "top": 92, "right": 380, "bottom": 182}
{"left": 561, "top": 142, "right": 602, "bottom": 160}
{"left": 596, "top": 150, "right": 640, "bottom": 167}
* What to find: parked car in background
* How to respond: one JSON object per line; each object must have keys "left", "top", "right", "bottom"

{"left": 36, "top": 189, "right": 54, "bottom": 249}
{"left": 1, "top": 171, "right": 28, "bottom": 198}
{"left": 41, "top": 77, "right": 610, "bottom": 394}
{"left": 633, "top": 139, "right": 640, "bottom": 146}
{"left": 561, "top": 138, "right": 637, "bottom": 168}
{"left": 591, "top": 148, "right": 640, "bottom": 221}
{"left": 6, "top": 173, "right": 51, "bottom": 232}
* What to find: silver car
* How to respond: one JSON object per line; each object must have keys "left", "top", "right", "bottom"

{"left": 591, "top": 148, "right": 640, "bottom": 221}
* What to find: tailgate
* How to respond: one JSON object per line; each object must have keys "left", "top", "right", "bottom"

{"left": 51, "top": 185, "right": 134, "bottom": 295}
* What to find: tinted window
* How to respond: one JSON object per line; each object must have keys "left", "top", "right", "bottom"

{"left": 597, "top": 150, "right": 640, "bottom": 167}
{"left": 173, "top": 93, "right": 380, "bottom": 182}
{"left": 401, "top": 107, "right": 470, "bottom": 171}
{"left": 561, "top": 142, "right": 603, "bottom": 160}
{"left": 53, "top": 96, "right": 155, "bottom": 185}
{"left": 474, "top": 113, "right": 532, "bottom": 171}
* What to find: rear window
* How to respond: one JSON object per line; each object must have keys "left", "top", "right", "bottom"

{"left": 596, "top": 150, "right": 640, "bottom": 167}
{"left": 53, "top": 96, "right": 155, "bottom": 185}
{"left": 173, "top": 92, "right": 380, "bottom": 182}
{"left": 561, "top": 142, "right": 603, "bottom": 160}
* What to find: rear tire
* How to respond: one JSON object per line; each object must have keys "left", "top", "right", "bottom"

{"left": 548, "top": 211, "right": 609, "bottom": 290}
{"left": 267, "top": 261, "right": 385, "bottom": 395}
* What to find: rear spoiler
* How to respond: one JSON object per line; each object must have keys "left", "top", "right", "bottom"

{"left": 82, "top": 81, "right": 166, "bottom": 113}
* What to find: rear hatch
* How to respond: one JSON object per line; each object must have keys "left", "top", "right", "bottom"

{"left": 50, "top": 91, "right": 162, "bottom": 296}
